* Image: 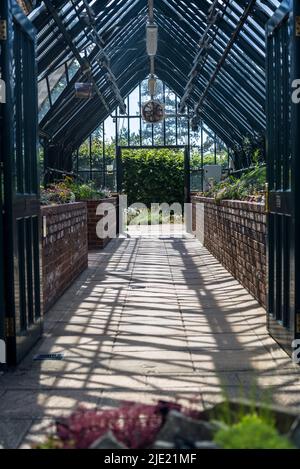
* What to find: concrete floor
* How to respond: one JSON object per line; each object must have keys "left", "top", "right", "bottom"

{"left": 0, "top": 226, "right": 300, "bottom": 448}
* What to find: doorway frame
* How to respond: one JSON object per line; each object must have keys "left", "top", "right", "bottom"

{"left": 0, "top": 0, "right": 42, "bottom": 365}
{"left": 116, "top": 145, "right": 190, "bottom": 204}
{"left": 266, "top": 0, "right": 300, "bottom": 355}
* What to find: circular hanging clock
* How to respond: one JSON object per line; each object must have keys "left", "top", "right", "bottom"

{"left": 141, "top": 100, "right": 165, "bottom": 123}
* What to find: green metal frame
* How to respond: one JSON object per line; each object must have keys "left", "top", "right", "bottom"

{"left": 0, "top": 0, "right": 42, "bottom": 365}
{"left": 71, "top": 80, "right": 229, "bottom": 193}
{"left": 266, "top": 0, "right": 300, "bottom": 355}
{"left": 0, "top": 132, "right": 5, "bottom": 355}
{"left": 30, "top": 0, "right": 280, "bottom": 163}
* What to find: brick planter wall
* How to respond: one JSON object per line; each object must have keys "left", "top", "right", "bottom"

{"left": 86, "top": 197, "right": 118, "bottom": 250}
{"left": 41, "top": 202, "right": 88, "bottom": 313}
{"left": 192, "top": 196, "right": 267, "bottom": 307}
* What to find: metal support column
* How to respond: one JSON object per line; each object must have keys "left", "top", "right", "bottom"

{"left": 292, "top": 0, "right": 300, "bottom": 344}
{"left": 184, "top": 145, "right": 191, "bottom": 204}
{"left": 116, "top": 146, "right": 123, "bottom": 194}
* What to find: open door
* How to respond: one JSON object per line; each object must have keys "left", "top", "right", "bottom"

{"left": 266, "top": 0, "right": 300, "bottom": 355}
{"left": 0, "top": 139, "right": 5, "bottom": 364}
{"left": 0, "top": 0, "right": 42, "bottom": 365}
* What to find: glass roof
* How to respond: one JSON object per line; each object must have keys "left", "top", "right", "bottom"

{"left": 30, "top": 0, "right": 281, "bottom": 152}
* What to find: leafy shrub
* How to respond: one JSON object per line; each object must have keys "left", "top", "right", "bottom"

{"left": 214, "top": 414, "right": 295, "bottom": 449}
{"left": 201, "top": 165, "right": 266, "bottom": 203}
{"left": 233, "top": 134, "right": 265, "bottom": 168}
{"left": 121, "top": 149, "right": 184, "bottom": 206}
{"left": 65, "top": 179, "right": 111, "bottom": 201}
{"left": 41, "top": 179, "right": 111, "bottom": 205}
{"left": 40, "top": 182, "right": 75, "bottom": 205}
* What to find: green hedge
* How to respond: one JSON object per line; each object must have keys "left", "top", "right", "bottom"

{"left": 122, "top": 149, "right": 184, "bottom": 206}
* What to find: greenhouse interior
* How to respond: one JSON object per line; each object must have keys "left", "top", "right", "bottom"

{"left": 0, "top": 0, "right": 300, "bottom": 452}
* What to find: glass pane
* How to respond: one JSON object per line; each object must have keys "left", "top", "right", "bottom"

{"left": 92, "top": 124, "right": 103, "bottom": 140}
{"left": 105, "top": 115, "right": 116, "bottom": 145}
{"left": 153, "top": 122, "right": 164, "bottom": 145}
{"left": 91, "top": 125, "right": 104, "bottom": 170}
{"left": 50, "top": 72, "right": 68, "bottom": 105}
{"left": 141, "top": 80, "right": 150, "bottom": 102}
{"left": 78, "top": 139, "right": 90, "bottom": 171}
{"left": 68, "top": 59, "right": 80, "bottom": 80}
{"left": 142, "top": 121, "right": 153, "bottom": 145}
{"left": 117, "top": 116, "right": 129, "bottom": 146}
{"left": 78, "top": 171, "right": 90, "bottom": 182}
{"left": 39, "top": 95, "right": 50, "bottom": 122}
{"left": 128, "top": 85, "right": 140, "bottom": 116}
{"left": 202, "top": 128, "right": 215, "bottom": 165}
{"left": 129, "top": 118, "right": 140, "bottom": 145}
{"left": 165, "top": 117, "right": 176, "bottom": 145}
{"left": 190, "top": 148, "right": 202, "bottom": 169}
{"left": 177, "top": 117, "right": 188, "bottom": 145}
{"left": 165, "top": 87, "right": 176, "bottom": 115}
{"left": 155, "top": 79, "right": 163, "bottom": 98}
{"left": 215, "top": 137, "right": 228, "bottom": 168}
{"left": 190, "top": 123, "right": 201, "bottom": 146}
{"left": 91, "top": 137, "right": 104, "bottom": 170}
{"left": 90, "top": 171, "right": 104, "bottom": 189}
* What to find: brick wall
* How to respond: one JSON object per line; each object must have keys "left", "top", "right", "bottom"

{"left": 192, "top": 196, "right": 267, "bottom": 307}
{"left": 86, "top": 197, "right": 118, "bottom": 250}
{"left": 41, "top": 202, "right": 88, "bottom": 313}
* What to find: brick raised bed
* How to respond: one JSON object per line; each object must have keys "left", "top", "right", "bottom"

{"left": 86, "top": 197, "right": 118, "bottom": 250}
{"left": 41, "top": 202, "right": 88, "bottom": 313}
{"left": 192, "top": 196, "right": 267, "bottom": 307}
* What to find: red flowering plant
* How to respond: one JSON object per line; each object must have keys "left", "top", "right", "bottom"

{"left": 36, "top": 400, "right": 184, "bottom": 449}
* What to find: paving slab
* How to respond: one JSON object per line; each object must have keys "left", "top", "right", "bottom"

{"left": 0, "top": 419, "right": 33, "bottom": 449}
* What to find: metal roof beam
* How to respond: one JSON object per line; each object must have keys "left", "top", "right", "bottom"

{"left": 43, "top": 0, "right": 110, "bottom": 111}
{"left": 193, "top": 0, "right": 258, "bottom": 117}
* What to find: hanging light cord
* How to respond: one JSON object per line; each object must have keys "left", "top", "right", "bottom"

{"left": 148, "top": 0, "right": 154, "bottom": 23}
{"left": 148, "top": 0, "right": 156, "bottom": 98}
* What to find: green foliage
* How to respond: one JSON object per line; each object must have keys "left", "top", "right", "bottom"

{"left": 204, "top": 152, "right": 228, "bottom": 168}
{"left": 77, "top": 137, "right": 115, "bottom": 171}
{"left": 202, "top": 165, "right": 266, "bottom": 202}
{"left": 126, "top": 207, "right": 182, "bottom": 225}
{"left": 35, "top": 437, "right": 63, "bottom": 449}
{"left": 214, "top": 414, "right": 295, "bottom": 449}
{"left": 122, "top": 148, "right": 185, "bottom": 206}
{"left": 189, "top": 150, "right": 228, "bottom": 170}
{"left": 40, "top": 182, "right": 75, "bottom": 205}
{"left": 41, "top": 179, "right": 111, "bottom": 205}
{"left": 233, "top": 134, "right": 265, "bottom": 168}
{"left": 190, "top": 151, "right": 228, "bottom": 169}
{"left": 64, "top": 178, "right": 111, "bottom": 201}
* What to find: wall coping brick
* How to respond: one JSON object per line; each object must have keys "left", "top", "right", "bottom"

{"left": 79, "top": 197, "right": 118, "bottom": 204}
{"left": 191, "top": 196, "right": 265, "bottom": 214}
{"left": 41, "top": 202, "right": 87, "bottom": 216}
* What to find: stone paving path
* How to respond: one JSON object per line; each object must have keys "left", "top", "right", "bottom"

{"left": 0, "top": 226, "right": 300, "bottom": 448}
